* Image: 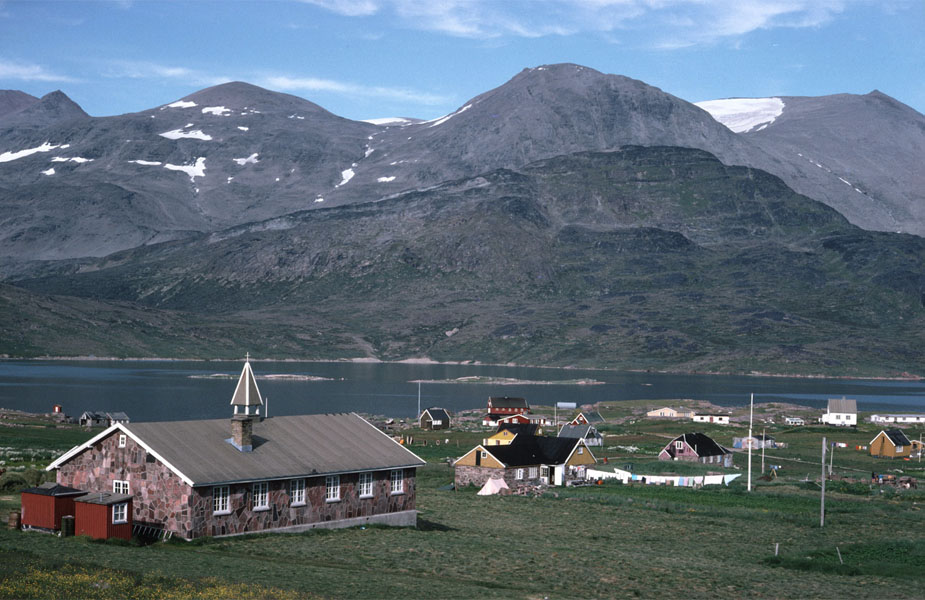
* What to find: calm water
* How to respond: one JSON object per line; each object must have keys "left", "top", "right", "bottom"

{"left": 0, "top": 360, "right": 923, "bottom": 423}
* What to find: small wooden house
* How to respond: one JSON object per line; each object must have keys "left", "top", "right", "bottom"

{"left": 482, "top": 397, "right": 530, "bottom": 425}
{"left": 692, "top": 414, "right": 730, "bottom": 425}
{"left": 20, "top": 482, "right": 87, "bottom": 531}
{"left": 783, "top": 417, "right": 805, "bottom": 426}
{"left": 454, "top": 435, "right": 595, "bottom": 488}
{"left": 483, "top": 423, "right": 542, "bottom": 446}
{"left": 869, "top": 429, "right": 912, "bottom": 459}
{"left": 78, "top": 412, "right": 108, "bottom": 427}
{"left": 646, "top": 407, "right": 694, "bottom": 419}
{"left": 569, "top": 411, "right": 605, "bottom": 426}
{"left": 419, "top": 407, "right": 450, "bottom": 430}
{"left": 659, "top": 433, "right": 733, "bottom": 467}
{"left": 821, "top": 397, "right": 857, "bottom": 426}
{"left": 558, "top": 424, "right": 603, "bottom": 447}
{"left": 74, "top": 492, "right": 133, "bottom": 540}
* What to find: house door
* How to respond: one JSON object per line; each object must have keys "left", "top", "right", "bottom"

{"left": 541, "top": 466, "right": 549, "bottom": 484}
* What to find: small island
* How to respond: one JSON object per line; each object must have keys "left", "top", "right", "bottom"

{"left": 410, "top": 376, "right": 605, "bottom": 385}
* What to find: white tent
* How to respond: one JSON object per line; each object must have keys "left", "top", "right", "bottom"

{"left": 477, "top": 477, "right": 510, "bottom": 496}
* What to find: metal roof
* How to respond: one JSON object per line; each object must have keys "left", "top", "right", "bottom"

{"left": 827, "top": 397, "right": 857, "bottom": 414}
{"left": 121, "top": 413, "right": 425, "bottom": 487}
{"left": 558, "top": 424, "right": 598, "bottom": 439}
{"left": 488, "top": 396, "right": 529, "bottom": 409}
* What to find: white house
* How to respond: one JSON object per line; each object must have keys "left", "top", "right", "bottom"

{"left": 691, "top": 414, "right": 730, "bottom": 425}
{"left": 820, "top": 397, "right": 857, "bottom": 427}
{"left": 783, "top": 417, "right": 805, "bottom": 426}
{"left": 870, "top": 414, "right": 925, "bottom": 425}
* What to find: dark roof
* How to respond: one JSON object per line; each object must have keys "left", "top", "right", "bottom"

{"left": 488, "top": 396, "right": 529, "bottom": 409}
{"left": 75, "top": 492, "right": 133, "bottom": 506}
{"left": 884, "top": 429, "right": 912, "bottom": 446}
{"left": 497, "top": 423, "right": 540, "bottom": 436}
{"left": 558, "top": 424, "right": 600, "bottom": 440}
{"left": 665, "top": 433, "right": 730, "bottom": 458}
{"left": 574, "top": 411, "right": 605, "bottom": 423}
{"left": 487, "top": 435, "right": 582, "bottom": 467}
{"left": 53, "top": 413, "right": 425, "bottom": 487}
{"left": 21, "top": 482, "right": 86, "bottom": 497}
{"left": 107, "top": 412, "right": 130, "bottom": 421}
{"left": 422, "top": 407, "right": 450, "bottom": 422}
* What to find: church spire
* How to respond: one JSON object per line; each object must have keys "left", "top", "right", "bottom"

{"left": 230, "top": 353, "right": 263, "bottom": 417}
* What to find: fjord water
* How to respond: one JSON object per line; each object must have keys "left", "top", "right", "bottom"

{"left": 0, "top": 360, "right": 922, "bottom": 423}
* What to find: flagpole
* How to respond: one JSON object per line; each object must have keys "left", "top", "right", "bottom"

{"left": 747, "top": 393, "right": 754, "bottom": 492}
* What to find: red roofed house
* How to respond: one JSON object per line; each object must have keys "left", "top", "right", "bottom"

{"left": 47, "top": 359, "right": 426, "bottom": 540}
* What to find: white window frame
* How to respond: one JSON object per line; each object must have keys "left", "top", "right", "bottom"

{"left": 390, "top": 469, "right": 404, "bottom": 495}
{"left": 578, "top": 446, "right": 584, "bottom": 455}
{"left": 213, "top": 485, "right": 230, "bottom": 514}
{"left": 528, "top": 467, "right": 538, "bottom": 479}
{"left": 118, "top": 434, "right": 126, "bottom": 448}
{"left": 676, "top": 440, "right": 684, "bottom": 450}
{"left": 896, "top": 445, "right": 904, "bottom": 453}
{"left": 326, "top": 475, "right": 340, "bottom": 502}
{"left": 113, "top": 479, "right": 129, "bottom": 495}
{"left": 290, "top": 479, "right": 306, "bottom": 506}
{"left": 112, "top": 502, "right": 128, "bottom": 524}
{"left": 253, "top": 481, "right": 269, "bottom": 510}
{"left": 359, "top": 472, "right": 374, "bottom": 498}
{"left": 515, "top": 468, "right": 524, "bottom": 480}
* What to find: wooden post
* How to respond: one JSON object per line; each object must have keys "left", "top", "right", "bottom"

{"left": 775, "top": 542, "right": 779, "bottom": 556}
{"left": 829, "top": 440, "right": 835, "bottom": 476}
{"left": 820, "top": 436, "right": 826, "bottom": 528}
{"left": 836, "top": 546, "right": 843, "bottom": 565}
{"left": 747, "top": 393, "right": 754, "bottom": 492}
{"left": 761, "top": 427, "right": 766, "bottom": 474}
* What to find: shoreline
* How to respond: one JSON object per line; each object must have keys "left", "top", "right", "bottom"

{"left": 0, "top": 354, "right": 921, "bottom": 382}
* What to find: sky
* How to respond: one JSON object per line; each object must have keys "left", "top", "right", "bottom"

{"left": 1, "top": 0, "right": 923, "bottom": 121}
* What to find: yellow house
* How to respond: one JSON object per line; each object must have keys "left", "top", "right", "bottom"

{"left": 454, "top": 435, "right": 595, "bottom": 488}
{"left": 869, "top": 429, "right": 912, "bottom": 459}
{"left": 482, "top": 424, "right": 543, "bottom": 446}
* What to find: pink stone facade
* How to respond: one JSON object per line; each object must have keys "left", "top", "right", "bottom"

{"left": 56, "top": 429, "right": 418, "bottom": 539}
{"left": 455, "top": 464, "right": 546, "bottom": 489}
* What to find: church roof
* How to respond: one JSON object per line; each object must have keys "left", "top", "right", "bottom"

{"left": 230, "top": 360, "right": 263, "bottom": 408}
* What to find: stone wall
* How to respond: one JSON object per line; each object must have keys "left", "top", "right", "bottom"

{"left": 56, "top": 430, "right": 194, "bottom": 536}
{"left": 454, "top": 465, "right": 545, "bottom": 490}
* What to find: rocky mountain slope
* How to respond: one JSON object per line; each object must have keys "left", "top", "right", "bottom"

{"left": 11, "top": 147, "right": 925, "bottom": 375}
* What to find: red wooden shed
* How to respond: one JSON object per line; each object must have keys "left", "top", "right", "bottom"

{"left": 74, "top": 492, "right": 133, "bottom": 540}
{"left": 20, "top": 482, "right": 87, "bottom": 531}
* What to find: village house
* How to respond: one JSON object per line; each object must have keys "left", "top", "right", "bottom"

{"left": 658, "top": 432, "right": 733, "bottom": 467}
{"left": 482, "top": 396, "right": 530, "bottom": 426}
{"left": 78, "top": 412, "right": 108, "bottom": 428}
{"left": 732, "top": 434, "right": 777, "bottom": 449}
{"left": 869, "top": 429, "right": 913, "bottom": 459}
{"left": 454, "top": 435, "right": 595, "bottom": 488}
{"left": 820, "top": 397, "right": 857, "bottom": 426}
{"left": 783, "top": 416, "right": 805, "bottom": 426}
{"left": 47, "top": 359, "right": 426, "bottom": 540}
{"left": 870, "top": 414, "right": 925, "bottom": 425}
{"left": 646, "top": 407, "right": 694, "bottom": 419}
{"left": 419, "top": 407, "right": 450, "bottom": 430}
{"left": 483, "top": 423, "right": 542, "bottom": 446}
{"left": 569, "top": 411, "right": 605, "bottom": 426}
{"left": 557, "top": 423, "right": 604, "bottom": 447}
{"left": 691, "top": 414, "right": 730, "bottom": 425}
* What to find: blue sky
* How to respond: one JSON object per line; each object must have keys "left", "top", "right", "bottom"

{"left": 2, "top": 0, "right": 922, "bottom": 120}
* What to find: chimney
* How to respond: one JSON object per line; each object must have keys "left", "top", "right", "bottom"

{"left": 231, "top": 414, "right": 254, "bottom": 452}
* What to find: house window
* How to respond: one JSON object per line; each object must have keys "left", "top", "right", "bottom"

{"left": 112, "top": 502, "right": 128, "bottom": 524}
{"left": 515, "top": 468, "right": 524, "bottom": 480}
{"left": 578, "top": 447, "right": 584, "bottom": 455}
{"left": 113, "top": 480, "right": 129, "bottom": 495}
{"left": 528, "top": 467, "right": 538, "bottom": 479}
{"left": 253, "top": 482, "right": 269, "bottom": 510}
{"left": 541, "top": 466, "right": 549, "bottom": 479}
{"left": 290, "top": 479, "right": 305, "bottom": 506}
{"left": 359, "top": 472, "right": 374, "bottom": 498}
{"left": 676, "top": 441, "right": 684, "bottom": 450}
{"left": 213, "top": 486, "right": 230, "bottom": 514}
{"left": 118, "top": 434, "right": 126, "bottom": 448}
{"left": 390, "top": 469, "right": 404, "bottom": 494}
{"left": 480, "top": 451, "right": 487, "bottom": 459}
{"left": 326, "top": 475, "right": 340, "bottom": 502}
{"left": 896, "top": 446, "right": 904, "bottom": 453}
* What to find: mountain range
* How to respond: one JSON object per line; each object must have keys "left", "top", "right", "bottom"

{"left": 2, "top": 63, "right": 924, "bottom": 374}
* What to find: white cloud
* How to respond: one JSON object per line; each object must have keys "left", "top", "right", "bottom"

{"left": 302, "top": 0, "right": 853, "bottom": 44}
{"left": 103, "top": 60, "right": 231, "bottom": 87}
{"left": 0, "top": 59, "right": 79, "bottom": 82}
{"left": 262, "top": 75, "right": 451, "bottom": 105}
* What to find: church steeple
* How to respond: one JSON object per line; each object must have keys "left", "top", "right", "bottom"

{"left": 230, "top": 353, "right": 263, "bottom": 417}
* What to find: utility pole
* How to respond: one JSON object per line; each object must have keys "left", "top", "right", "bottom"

{"left": 820, "top": 436, "right": 827, "bottom": 528}
{"left": 417, "top": 382, "right": 421, "bottom": 418}
{"left": 829, "top": 440, "right": 835, "bottom": 476}
{"left": 761, "top": 427, "right": 766, "bottom": 474}
{"left": 747, "top": 393, "right": 754, "bottom": 492}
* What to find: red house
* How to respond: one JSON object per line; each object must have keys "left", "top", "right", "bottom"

{"left": 483, "top": 397, "right": 530, "bottom": 426}
{"left": 74, "top": 492, "right": 133, "bottom": 540}
{"left": 20, "top": 482, "right": 86, "bottom": 531}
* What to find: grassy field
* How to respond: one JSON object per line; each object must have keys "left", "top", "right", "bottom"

{"left": 0, "top": 405, "right": 923, "bottom": 598}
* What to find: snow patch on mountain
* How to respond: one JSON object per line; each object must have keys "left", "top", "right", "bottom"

{"left": 427, "top": 104, "right": 472, "bottom": 128}
{"left": 159, "top": 127, "right": 213, "bottom": 141}
{"left": 233, "top": 153, "right": 259, "bottom": 166}
{"left": 695, "top": 98, "right": 785, "bottom": 133}
{"left": 336, "top": 168, "right": 355, "bottom": 187}
{"left": 164, "top": 157, "right": 206, "bottom": 181}
{"left": 161, "top": 100, "right": 197, "bottom": 110}
{"left": 377, "top": 176, "right": 396, "bottom": 182}
{"left": 51, "top": 156, "right": 93, "bottom": 163}
{"left": 128, "top": 160, "right": 162, "bottom": 166}
{"left": 237, "top": 126, "right": 249, "bottom": 131}
{"left": 363, "top": 117, "right": 414, "bottom": 126}
{"left": 0, "top": 142, "right": 68, "bottom": 163}
{"left": 202, "top": 106, "right": 231, "bottom": 116}
{"left": 41, "top": 168, "right": 54, "bottom": 176}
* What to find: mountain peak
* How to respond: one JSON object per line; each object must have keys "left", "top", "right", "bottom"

{"left": 173, "top": 81, "right": 337, "bottom": 118}
{"left": 1, "top": 89, "right": 87, "bottom": 126}
{"left": 0, "top": 90, "right": 40, "bottom": 120}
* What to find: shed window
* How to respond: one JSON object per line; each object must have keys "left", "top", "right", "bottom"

{"left": 359, "top": 472, "right": 373, "bottom": 498}
{"left": 326, "top": 475, "right": 340, "bottom": 502}
{"left": 213, "top": 486, "right": 230, "bottom": 514}
{"left": 390, "top": 469, "right": 404, "bottom": 494}
{"left": 112, "top": 502, "right": 127, "bottom": 524}
{"left": 253, "top": 482, "right": 269, "bottom": 510}
{"left": 290, "top": 479, "right": 305, "bottom": 506}
{"left": 113, "top": 480, "right": 129, "bottom": 495}
{"left": 118, "top": 434, "right": 126, "bottom": 448}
